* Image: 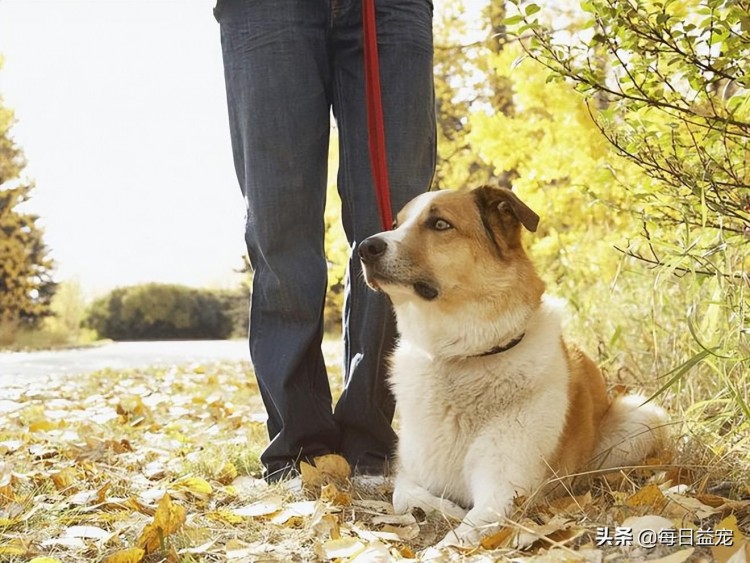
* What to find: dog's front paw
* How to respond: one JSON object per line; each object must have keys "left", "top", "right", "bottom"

{"left": 436, "top": 525, "right": 484, "bottom": 548}
{"left": 393, "top": 482, "right": 467, "bottom": 520}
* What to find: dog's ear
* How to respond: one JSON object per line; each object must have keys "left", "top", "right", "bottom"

{"left": 474, "top": 186, "right": 539, "bottom": 231}
{"left": 473, "top": 186, "right": 539, "bottom": 253}
{"left": 495, "top": 189, "right": 539, "bottom": 232}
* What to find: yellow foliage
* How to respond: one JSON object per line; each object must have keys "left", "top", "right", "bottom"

{"left": 136, "top": 494, "right": 186, "bottom": 554}
{"left": 170, "top": 476, "right": 213, "bottom": 501}
{"left": 301, "top": 454, "right": 351, "bottom": 489}
{"left": 625, "top": 483, "right": 667, "bottom": 509}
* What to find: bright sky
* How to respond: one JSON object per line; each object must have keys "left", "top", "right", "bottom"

{"left": 0, "top": 0, "right": 486, "bottom": 299}
{"left": 0, "top": 0, "right": 246, "bottom": 297}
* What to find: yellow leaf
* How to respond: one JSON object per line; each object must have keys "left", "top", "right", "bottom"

{"left": 548, "top": 491, "right": 593, "bottom": 514}
{"left": 29, "top": 419, "right": 57, "bottom": 432}
{"left": 0, "top": 517, "right": 18, "bottom": 526}
{"left": 314, "top": 454, "right": 351, "bottom": 481}
{"left": 395, "top": 545, "right": 416, "bottom": 559}
{"left": 117, "top": 395, "right": 146, "bottom": 416}
{"left": 104, "top": 547, "right": 145, "bottom": 563}
{"left": 51, "top": 468, "right": 77, "bottom": 492}
{"left": 300, "top": 460, "right": 322, "bottom": 488}
{"left": 0, "top": 545, "right": 27, "bottom": 556}
{"left": 312, "top": 513, "right": 341, "bottom": 539}
{"left": 97, "top": 481, "right": 112, "bottom": 504}
{"left": 216, "top": 462, "right": 238, "bottom": 485}
{"left": 301, "top": 454, "right": 351, "bottom": 489}
{"left": 206, "top": 510, "right": 244, "bottom": 525}
{"left": 29, "top": 559, "right": 62, "bottom": 563}
{"left": 625, "top": 483, "right": 666, "bottom": 508}
{"left": 171, "top": 477, "right": 213, "bottom": 500}
{"left": 712, "top": 515, "right": 748, "bottom": 563}
{"left": 137, "top": 494, "right": 186, "bottom": 554}
{"left": 321, "top": 483, "right": 352, "bottom": 506}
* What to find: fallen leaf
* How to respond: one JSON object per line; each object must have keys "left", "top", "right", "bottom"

{"left": 0, "top": 464, "right": 15, "bottom": 505}
{"left": 50, "top": 467, "right": 77, "bottom": 492}
{"left": 29, "top": 558, "right": 62, "bottom": 563}
{"left": 302, "top": 454, "right": 351, "bottom": 489}
{"left": 116, "top": 395, "right": 148, "bottom": 422}
{"left": 625, "top": 483, "right": 666, "bottom": 509}
{"left": 40, "top": 537, "right": 87, "bottom": 549}
{"left": 97, "top": 481, "right": 111, "bottom": 503}
{"left": 207, "top": 509, "right": 245, "bottom": 525}
{"left": 29, "top": 418, "right": 59, "bottom": 432}
{"left": 103, "top": 548, "right": 145, "bottom": 563}
{"left": 664, "top": 491, "right": 719, "bottom": 519}
{"left": 547, "top": 491, "right": 593, "bottom": 514}
{"left": 231, "top": 495, "right": 283, "bottom": 518}
{"left": 0, "top": 539, "right": 30, "bottom": 556}
{"left": 513, "top": 515, "right": 576, "bottom": 550}
{"left": 270, "top": 500, "right": 318, "bottom": 525}
{"left": 179, "top": 538, "right": 219, "bottom": 555}
{"left": 312, "top": 513, "right": 341, "bottom": 539}
{"left": 216, "top": 461, "right": 238, "bottom": 485}
{"left": 712, "top": 515, "right": 748, "bottom": 563}
{"left": 315, "top": 537, "right": 366, "bottom": 560}
{"left": 170, "top": 476, "right": 213, "bottom": 500}
{"left": 380, "top": 523, "right": 420, "bottom": 541}
{"left": 137, "top": 494, "right": 186, "bottom": 554}
{"left": 481, "top": 527, "right": 515, "bottom": 550}
{"left": 63, "top": 525, "right": 112, "bottom": 541}
{"left": 230, "top": 475, "right": 268, "bottom": 495}
{"left": 348, "top": 541, "right": 391, "bottom": 561}
{"left": 622, "top": 514, "right": 674, "bottom": 540}
{"left": 314, "top": 454, "right": 351, "bottom": 481}
{"left": 321, "top": 483, "right": 352, "bottom": 506}
{"left": 68, "top": 489, "right": 98, "bottom": 506}
{"left": 142, "top": 461, "right": 166, "bottom": 481}
{"left": 225, "top": 538, "right": 253, "bottom": 559}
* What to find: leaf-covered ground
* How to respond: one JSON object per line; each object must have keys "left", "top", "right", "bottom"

{"left": 0, "top": 360, "right": 748, "bottom": 562}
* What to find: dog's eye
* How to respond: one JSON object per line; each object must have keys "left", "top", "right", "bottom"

{"left": 433, "top": 218, "right": 453, "bottom": 231}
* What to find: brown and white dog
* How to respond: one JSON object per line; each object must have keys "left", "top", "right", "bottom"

{"left": 358, "top": 186, "right": 667, "bottom": 546}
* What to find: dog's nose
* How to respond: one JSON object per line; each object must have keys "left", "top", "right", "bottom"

{"left": 358, "top": 236, "right": 387, "bottom": 263}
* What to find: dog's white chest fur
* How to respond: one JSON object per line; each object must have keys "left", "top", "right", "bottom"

{"left": 390, "top": 298, "right": 570, "bottom": 508}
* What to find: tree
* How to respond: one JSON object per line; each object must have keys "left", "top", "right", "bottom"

{"left": 503, "top": 0, "right": 749, "bottom": 419}
{"left": 0, "top": 59, "right": 56, "bottom": 328}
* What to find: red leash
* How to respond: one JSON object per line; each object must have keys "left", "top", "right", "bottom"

{"left": 362, "top": 0, "right": 393, "bottom": 231}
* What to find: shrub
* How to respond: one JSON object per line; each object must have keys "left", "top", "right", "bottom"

{"left": 86, "top": 283, "right": 234, "bottom": 340}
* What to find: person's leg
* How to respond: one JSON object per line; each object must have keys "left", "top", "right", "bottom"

{"left": 217, "top": 0, "right": 339, "bottom": 480}
{"left": 330, "top": 0, "right": 436, "bottom": 473}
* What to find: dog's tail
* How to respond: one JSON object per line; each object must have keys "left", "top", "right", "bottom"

{"left": 591, "top": 394, "right": 668, "bottom": 470}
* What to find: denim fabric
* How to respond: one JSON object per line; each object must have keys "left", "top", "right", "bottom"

{"left": 216, "top": 0, "right": 435, "bottom": 478}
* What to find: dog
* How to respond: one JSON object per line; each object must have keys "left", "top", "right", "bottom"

{"left": 358, "top": 185, "right": 667, "bottom": 546}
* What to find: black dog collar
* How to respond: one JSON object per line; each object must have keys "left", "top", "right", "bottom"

{"left": 474, "top": 332, "right": 525, "bottom": 358}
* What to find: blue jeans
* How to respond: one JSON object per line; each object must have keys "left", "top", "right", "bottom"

{"left": 216, "top": 0, "right": 435, "bottom": 478}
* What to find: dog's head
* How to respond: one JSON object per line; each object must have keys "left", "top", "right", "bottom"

{"left": 359, "top": 186, "right": 545, "bottom": 346}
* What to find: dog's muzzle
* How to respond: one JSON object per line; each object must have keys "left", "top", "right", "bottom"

{"left": 358, "top": 235, "right": 387, "bottom": 265}
{"left": 358, "top": 235, "right": 439, "bottom": 301}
